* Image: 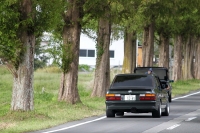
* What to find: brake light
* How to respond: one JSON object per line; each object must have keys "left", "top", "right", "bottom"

{"left": 106, "top": 94, "right": 121, "bottom": 101}
{"left": 140, "top": 94, "right": 156, "bottom": 101}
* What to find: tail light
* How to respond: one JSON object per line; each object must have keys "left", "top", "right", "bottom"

{"left": 106, "top": 94, "right": 121, "bottom": 101}
{"left": 140, "top": 94, "right": 156, "bottom": 101}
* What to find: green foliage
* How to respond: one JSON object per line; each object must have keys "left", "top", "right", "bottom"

{"left": 96, "top": 45, "right": 104, "bottom": 59}
{"left": 84, "top": 0, "right": 110, "bottom": 20}
{"left": 82, "top": 16, "right": 98, "bottom": 41}
{"left": 0, "top": 1, "right": 22, "bottom": 68}
{"left": 61, "top": 44, "right": 73, "bottom": 73}
{"left": 34, "top": 38, "right": 50, "bottom": 70}
{"left": 45, "top": 35, "right": 73, "bottom": 73}
{"left": 45, "top": 36, "right": 62, "bottom": 67}
{"left": 168, "top": 0, "right": 200, "bottom": 36}
{"left": 33, "top": 0, "right": 65, "bottom": 37}
{"left": 79, "top": 64, "right": 93, "bottom": 72}
{"left": 154, "top": 1, "right": 174, "bottom": 37}
{"left": 0, "top": 0, "right": 64, "bottom": 69}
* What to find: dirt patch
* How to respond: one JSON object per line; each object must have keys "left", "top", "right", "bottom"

{"left": 1, "top": 111, "right": 50, "bottom": 121}
{"left": 0, "top": 122, "right": 16, "bottom": 130}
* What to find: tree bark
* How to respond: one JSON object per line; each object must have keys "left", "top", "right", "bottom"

{"left": 158, "top": 33, "right": 169, "bottom": 69}
{"left": 142, "top": 22, "right": 154, "bottom": 67}
{"left": 195, "top": 37, "right": 200, "bottom": 79}
{"left": 122, "top": 29, "right": 136, "bottom": 73}
{"left": 58, "top": 0, "right": 83, "bottom": 104}
{"left": 91, "top": 12, "right": 111, "bottom": 97}
{"left": 11, "top": 0, "right": 34, "bottom": 111}
{"left": 182, "top": 35, "right": 195, "bottom": 80}
{"left": 172, "top": 35, "right": 183, "bottom": 81}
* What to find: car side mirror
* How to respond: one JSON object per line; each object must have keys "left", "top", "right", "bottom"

{"left": 162, "top": 84, "right": 166, "bottom": 89}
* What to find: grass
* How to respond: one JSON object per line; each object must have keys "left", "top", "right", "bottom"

{"left": 171, "top": 79, "right": 200, "bottom": 97}
{"left": 0, "top": 66, "right": 104, "bottom": 133}
{"left": 0, "top": 65, "right": 200, "bottom": 133}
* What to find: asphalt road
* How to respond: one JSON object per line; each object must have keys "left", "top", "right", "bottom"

{"left": 33, "top": 91, "right": 200, "bottom": 133}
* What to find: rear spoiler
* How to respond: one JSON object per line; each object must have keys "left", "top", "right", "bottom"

{"left": 110, "top": 86, "right": 153, "bottom": 91}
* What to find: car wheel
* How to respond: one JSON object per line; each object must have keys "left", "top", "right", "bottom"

{"left": 106, "top": 109, "right": 115, "bottom": 118}
{"left": 152, "top": 103, "right": 161, "bottom": 118}
{"left": 116, "top": 112, "right": 124, "bottom": 116}
{"left": 168, "top": 93, "right": 172, "bottom": 102}
{"left": 162, "top": 102, "right": 170, "bottom": 116}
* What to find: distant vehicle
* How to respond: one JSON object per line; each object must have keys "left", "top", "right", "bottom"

{"left": 134, "top": 67, "right": 174, "bottom": 102}
{"left": 105, "top": 74, "right": 170, "bottom": 118}
{"left": 110, "top": 65, "right": 122, "bottom": 71}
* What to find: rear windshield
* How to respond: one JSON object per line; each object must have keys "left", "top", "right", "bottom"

{"left": 135, "top": 69, "right": 167, "bottom": 80}
{"left": 112, "top": 75, "right": 153, "bottom": 87}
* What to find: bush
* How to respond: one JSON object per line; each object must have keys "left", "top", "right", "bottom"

{"left": 79, "top": 64, "right": 93, "bottom": 72}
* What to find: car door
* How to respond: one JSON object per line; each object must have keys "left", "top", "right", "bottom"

{"left": 153, "top": 76, "right": 162, "bottom": 102}
{"left": 155, "top": 76, "right": 168, "bottom": 105}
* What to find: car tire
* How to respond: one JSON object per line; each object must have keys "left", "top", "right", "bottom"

{"left": 168, "top": 93, "right": 172, "bottom": 102}
{"left": 152, "top": 103, "right": 161, "bottom": 118}
{"left": 162, "top": 102, "right": 170, "bottom": 116}
{"left": 106, "top": 109, "right": 115, "bottom": 118}
{"left": 116, "top": 112, "right": 124, "bottom": 116}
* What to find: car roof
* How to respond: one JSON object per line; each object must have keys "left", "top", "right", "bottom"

{"left": 115, "top": 73, "right": 157, "bottom": 77}
{"left": 134, "top": 67, "right": 168, "bottom": 70}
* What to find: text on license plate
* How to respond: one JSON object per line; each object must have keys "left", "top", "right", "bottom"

{"left": 124, "top": 95, "right": 136, "bottom": 100}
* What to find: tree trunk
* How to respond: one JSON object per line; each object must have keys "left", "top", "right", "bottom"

{"left": 122, "top": 29, "right": 136, "bottom": 73}
{"left": 195, "top": 37, "right": 200, "bottom": 79}
{"left": 172, "top": 35, "right": 183, "bottom": 81}
{"left": 142, "top": 22, "right": 154, "bottom": 67}
{"left": 182, "top": 35, "right": 195, "bottom": 80}
{"left": 11, "top": 0, "right": 34, "bottom": 111}
{"left": 158, "top": 33, "right": 169, "bottom": 69}
{"left": 91, "top": 12, "right": 111, "bottom": 97}
{"left": 58, "top": 0, "right": 83, "bottom": 104}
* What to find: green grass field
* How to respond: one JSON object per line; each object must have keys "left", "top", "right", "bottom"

{"left": 0, "top": 65, "right": 200, "bottom": 133}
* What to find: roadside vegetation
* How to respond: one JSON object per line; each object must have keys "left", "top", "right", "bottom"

{"left": 172, "top": 79, "right": 200, "bottom": 97}
{"left": 0, "top": 66, "right": 104, "bottom": 133}
{"left": 0, "top": 65, "right": 200, "bottom": 133}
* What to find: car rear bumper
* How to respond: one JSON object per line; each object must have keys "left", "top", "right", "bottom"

{"left": 106, "top": 101, "right": 157, "bottom": 113}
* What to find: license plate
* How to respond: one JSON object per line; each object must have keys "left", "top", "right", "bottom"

{"left": 124, "top": 95, "right": 136, "bottom": 100}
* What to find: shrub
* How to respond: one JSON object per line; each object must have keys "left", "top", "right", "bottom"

{"left": 79, "top": 64, "right": 93, "bottom": 72}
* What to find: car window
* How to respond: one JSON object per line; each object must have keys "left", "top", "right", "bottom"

{"left": 112, "top": 75, "right": 153, "bottom": 87}
{"left": 135, "top": 69, "right": 168, "bottom": 80}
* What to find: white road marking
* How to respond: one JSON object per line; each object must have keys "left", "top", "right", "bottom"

{"left": 185, "top": 117, "right": 197, "bottom": 121}
{"left": 42, "top": 116, "right": 106, "bottom": 133}
{"left": 143, "top": 109, "right": 200, "bottom": 133}
{"left": 172, "top": 91, "right": 200, "bottom": 101}
{"left": 142, "top": 91, "right": 200, "bottom": 133}
{"left": 167, "top": 124, "right": 180, "bottom": 130}
{"left": 46, "top": 91, "right": 200, "bottom": 133}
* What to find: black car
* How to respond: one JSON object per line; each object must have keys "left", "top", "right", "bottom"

{"left": 105, "top": 74, "right": 169, "bottom": 118}
{"left": 134, "top": 67, "right": 174, "bottom": 102}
